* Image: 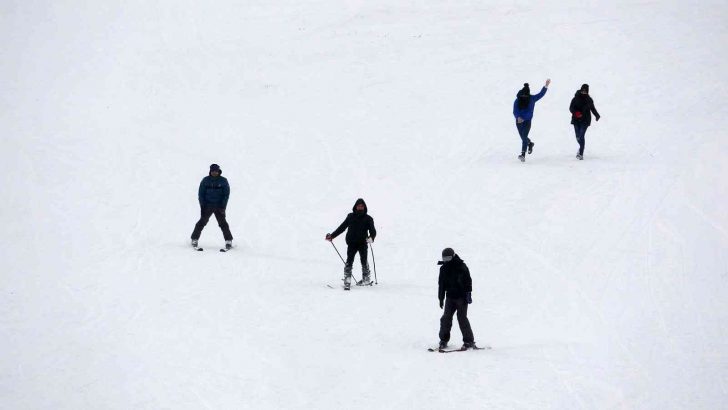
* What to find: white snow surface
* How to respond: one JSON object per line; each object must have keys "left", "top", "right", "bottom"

{"left": 2, "top": 1, "right": 728, "bottom": 408}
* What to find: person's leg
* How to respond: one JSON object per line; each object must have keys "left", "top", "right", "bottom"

{"left": 579, "top": 125, "right": 589, "bottom": 156}
{"left": 454, "top": 298, "right": 475, "bottom": 344}
{"left": 358, "top": 243, "right": 370, "bottom": 278}
{"left": 212, "top": 208, "right": 233, "bottom": 241}
{"left": 574, "top": 124, "right": 585, "bottom": 156}
{"left": 191, "top": 208, "right": 214, "bottom": 240}
{"left": 439, "top": 298, "right": 457, "bottom": 344}
{"left": 517, "top": 121, "right": 531, "bottom": 154}
{"left": 344, "top": 245, "right": 357, "bottom": 281}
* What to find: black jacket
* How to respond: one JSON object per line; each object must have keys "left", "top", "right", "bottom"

{"left": 569, "top": 92, "right": 600, "bottom": 126}
{"left": 198, "top": 175, "right": 230, "bottom": 208}
{"left": 330, "top": 199, "right": 377, "bottom": 246}
{"left": 438, "top": 255, "right": 472, "bottom": 301}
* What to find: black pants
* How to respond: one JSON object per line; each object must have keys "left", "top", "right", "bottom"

{"left": 344, "top": 243, "right": 369, "bottom": 276}
{"left": 439, "top": 297, "right": 474, "bottom": 344}
{"left": 516, "top": 120, "right": 532, "bottom": 154}
{"left": 574, "top": 123, "right": 589, "bottom": 155}
{"left": 191, "top": 207, "right": 233, "bottom": 241}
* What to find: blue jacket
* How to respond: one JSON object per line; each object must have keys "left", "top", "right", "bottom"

{"left": 198, "top": 175, "right": 230, "bottom": 208}
{"left": 513, "top": 87, "right": 547, "bottom": 122}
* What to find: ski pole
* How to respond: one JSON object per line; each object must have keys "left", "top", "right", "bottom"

{"left": 330, "top": 241, "right": 345, "bottom": 264}
{"left": 330, "top": 241, "right": 358, "bottom": 283}
{"left": 369, "top": 242, "right": 378, "bottom": 284}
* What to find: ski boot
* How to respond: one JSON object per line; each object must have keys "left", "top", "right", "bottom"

{"left": 527, "top": 141, "right": 534, "bottom": 154}
{"left": 576, "top": 153, "right": 583, "bottom": 160}
{"left": 359, "top": 274, "right": 372, "bottom": 286}
{"left": 518, "top": 153, "right": 525, "bottom": 162}
{"left": 462, "top": 342, "right": 477, "bottom": 350}
{"left": 225, "top": 240, "right": 232, "bottom": 250}
{"left": 191, "top": 239, "right": 198, "bottom": 248}
{"left": 439, "top": 341, "right": 448, "bottom": 350}
{"left": 343, "top": 275, "right": 352, "bottom": 291}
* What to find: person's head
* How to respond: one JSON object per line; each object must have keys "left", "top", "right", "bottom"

{"left": 209, "top": 163, "right": 222, "bottom": 176}
{"left": 353, "top": 198, "right": 367, "bottom": 213}
{"left": 517, "top": 83, "right": 531, "bottom": 109}
{"left": 519, "top": 83, "right": 530, "bottom": 95}
{"left": 441, "top": 248, "right": 455, "bottom": 263}
{"left": 579, "top": 84, "right": 589, "bottom": 94}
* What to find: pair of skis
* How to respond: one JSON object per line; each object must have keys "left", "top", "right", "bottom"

{"left": 427, "top": 345, "right": 491, "bottom": 353}
{"left": 326, "top": 280, "right": 374, "bottom": 290}
{"left": 193, "top": 245, "right": 232, "bottom": 253}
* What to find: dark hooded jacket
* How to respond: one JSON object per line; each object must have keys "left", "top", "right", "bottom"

{"left": 438, "top": 255, "right": 472, "bottom": 301}
{"left": 198, "top": 168, "right": 230, "bottom": 208}
{"left": 330, "top": 199, "right": 377, "bottom": 246}
{"left": 569, "top": 91, "right": 600, "bottom": 126}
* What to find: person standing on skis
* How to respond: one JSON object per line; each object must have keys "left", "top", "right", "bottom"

{"left": 190, "top": 163, "right": 233, "bottom": 250}
{"left": 437, "top": 248, "right": 477, "bottom": 350}
{"left": 325, "top": 198, "right": 377, "bottom": 289}
{"left": 513, "top": 79, "right": 551, "bottom": 162}
{"left": 569, "top": 83, "right": 601, "bottom": 160}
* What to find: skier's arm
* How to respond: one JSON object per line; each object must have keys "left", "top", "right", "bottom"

{"left": 438, "top": 270, "right": 446, "bottom": 302}
{"left": 569, "top": 98, "right": 578, "bottom": 115}
{"left": 590, "top": 101, "right": 601, "bottom": 121}
{"left": 330, "top": 215, "right": 350, "bottom": 239}
{"left": 198, "top": 179, "right": 205, "bottom": 208}
{"left": 533, "top": 86, "right": 547, "bottom": 102}
{"left": 463, "top": 265, "right": 473, "bottom": 293}
{"left": 368, "top": 217, "right": 377, "bottom": 241}
{"left": 513, "top": 99, "right": 519, "bottom": 118}
{"left": 221, "top": 179, "right": 230, "bottom": 208}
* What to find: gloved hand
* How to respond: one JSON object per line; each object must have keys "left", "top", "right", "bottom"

{"left": 595, "top": 114, "right": 601, "bottom": 121}
{"left": 574, "top": 111, "right": 583, "bottom": 118}
{"left": 325, "top": 233, "right": 332, "bottom": 241}
{"left": 439, "top": 300, "right": 444, "bottom": 309}
{"left": 516, "top": 117, "right": 524, "bottom": 124}
{"left": 366, "top": 237, "right": 373, "bottom": 244}
{"left": 466, "top": 292, "right": 472, "bottom": 304}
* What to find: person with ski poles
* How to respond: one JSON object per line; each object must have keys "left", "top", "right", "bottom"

{"left": 513, "top": 78, "right": 551, "bottom": 162}
{"left": 325, "top": 198, "right": 376, "bottom": 290}
{"left": 436, "top": 248, "right": 478, "bottom": 350}
{"left": 569, "top": 83, "right": 601, "bottom": 160}
{"left": 190, "top": 163, "right": 233, "bottom": 250}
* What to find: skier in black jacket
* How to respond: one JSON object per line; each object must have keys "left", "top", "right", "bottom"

{"left": 569, "top": 84, "right": 601, "bottom": 160}
{"left": 437, "top": 248, "right": 476, "bottom": 350}
{"left": 326, "top": 199, "right": 377, "bottom": 289}
{"left": 190, "top": 164, "right": 233, "bottom": 250}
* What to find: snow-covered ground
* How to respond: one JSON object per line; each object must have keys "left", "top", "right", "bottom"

{"left": 2, "top": 1, "right": 727, "bottom": 408}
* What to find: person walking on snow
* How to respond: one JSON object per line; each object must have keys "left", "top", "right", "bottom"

{"left": 190, "top": 164, "right": 233, "bottom": 250}
{"left": 513, "top": 79, "right": 551, "bottom": 162}
{"left": 437, "top": 248, "right": 477, "bottom": 350}
{"left": 569, "top": 83, "right": 601, "bottom": 160}
{"left": 325, "top": 198, "right": 377, "bottom": 289}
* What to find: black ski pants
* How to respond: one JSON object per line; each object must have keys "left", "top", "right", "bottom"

{"left": 344, "top": 243, "right": 369, "bottom": 276}
{"left": 516, "top": 120, "right": 532, "bottom": 154}
{"left": 439, "top": 297, "right": 475, "bottom": 344}
{"left": 191, "top": 207, "right": 233, "bottom": 241}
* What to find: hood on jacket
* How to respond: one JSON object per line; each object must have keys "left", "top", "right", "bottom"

{"left": 352, "top": 198, "right": 368, "bottom": 214}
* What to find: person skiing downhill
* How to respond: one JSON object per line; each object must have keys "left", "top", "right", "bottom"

{"left": 437, "top": 248, "right": 477, "bottom": 350}
{"left": 513, "top": 79, "right": 551, "bottom": 162}
{"left": 569, "top": 83, "right": 601, "bottom": 160}
{"left": 190, "top": 164, "right": 233, "bottom": 250}
{"left": 325, "top": 198, "right": 377, "bottom": 290}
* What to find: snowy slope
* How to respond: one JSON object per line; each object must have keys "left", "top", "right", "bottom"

{"left": 2, "top": 1, "right": 727, "bottom": 408}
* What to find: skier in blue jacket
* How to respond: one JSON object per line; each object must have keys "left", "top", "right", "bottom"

{"left": 190, "top": 164, "right": 234, "bottom": 250}
{"left": 513, "top": 79, "right": 550, "bottom": 162}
